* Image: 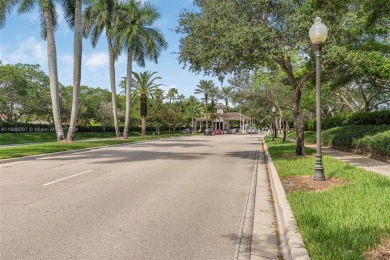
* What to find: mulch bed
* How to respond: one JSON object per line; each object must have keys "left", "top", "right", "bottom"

{"left": 281, "top": 175, "right": 348, "bottom": 193}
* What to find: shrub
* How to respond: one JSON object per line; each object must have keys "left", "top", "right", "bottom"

{"left": 322, "top": 125, "right": 390, "bottom": 159}
{"left": 354, "top": 130, "right": 390, "bottom": 157}
{"left": 304, "top": 110, "right": 390, "bottom": 131}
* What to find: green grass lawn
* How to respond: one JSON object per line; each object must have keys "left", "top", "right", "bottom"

{"left": 266, "top": 137, "right": 390, "bottom": 259}
{"left": 0, "top": 132, "right": 184, "bottom": 159}
{"left": 287, "top": 131, "right": 316, "bottom": 144}
{"left": 0, "top": 132, "right": 122, "bottom": 145}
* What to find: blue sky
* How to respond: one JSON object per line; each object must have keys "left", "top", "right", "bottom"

{"left": 0, "top": 0, "right": 219, "bottom": 98}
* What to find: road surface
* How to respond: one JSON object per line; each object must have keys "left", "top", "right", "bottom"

{"left": 1, "top": 134, "right": 261, "bottom": 259}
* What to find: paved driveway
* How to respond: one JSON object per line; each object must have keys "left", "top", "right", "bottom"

{"left": 0, "top": 135, "right": 260, "bottom": 259}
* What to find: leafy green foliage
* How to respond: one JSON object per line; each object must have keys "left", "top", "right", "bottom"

{"left": 305, "top": 110, "right": 390, "bottom": 130}
{"left": 355, "top": 131, "right": 390, "bottom": 157}
{"left": 322, "top": 125, "right": 390, "bottom": 156}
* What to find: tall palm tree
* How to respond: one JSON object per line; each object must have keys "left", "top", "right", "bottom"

{"left": 83, "top": 0, "right": 122, "bottom": 138}
{"left": 187, "top": 95, "right": 198, "bottom": 106}
{"left": 194, "top": 79, "right": 215, "bottom": 129}
{"left": 67, "top": 0, "right": 83, "bottom": 141}
{"left": 209, "top": 85, "right": 221, "bottom": 129}
{"left": 114, "top": 0, "right": 168, "bottom": 138}
{"left": 132, "top": 71, "right": 162, "bottom": 136}
{"left": 17, "top": 0, "right": 75, "bottom": 141}
{"left": 166, "top": 88, "right": 178, "bottom": 103}
{"left": 177, "top": 94, "right": 185, "bottom": 112}
{"left": 187, "top": 99, "right": 204, "bottom": 133}
{"left": 220, "top": 86, "right": 234, "bottom": 109}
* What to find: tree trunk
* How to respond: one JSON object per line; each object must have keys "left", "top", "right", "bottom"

{"left": 123, "top": 49, "right": 133, "bottom": 138}
{"left": 205, "top": 96, "right": 208, "bottom": 129}
{"left": 107, "top": 34, "right": 120, "bottom": 138}
{"left": 141, "top": 116, "right": 146, "bottom": 136}
{"left": 67, "top": 0, "right": 83, "bottom": 142}
{"left": 192, "top": 118, "right": 196, "bottom": 134}
{"left": 276, "top": 58, "right": 313, "bottom": 156}
{"left": 44, "top": 9, "right": 64, "bottom": 141}
{"left": 293, "top": 87, "right": 305, "bottom": 155}
{"left": 274, "top": 116, "right": 278, "bottom": 138}
{"left": 140, "top": 94, "right": 147, "bottom": 136}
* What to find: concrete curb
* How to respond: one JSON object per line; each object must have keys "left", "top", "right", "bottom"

{"left": 263, "top": 141, "right": 310, "bottom": 260}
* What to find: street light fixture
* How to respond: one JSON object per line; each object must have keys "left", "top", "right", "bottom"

{"left": 309, "top": 17, "right": 328, "bottom": 181}
{"left": 271, "top": 106, "right": 276, "bottom": 140}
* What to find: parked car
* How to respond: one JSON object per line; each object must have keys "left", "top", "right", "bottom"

{"left": 222, "top": 129, "right": 229, "bottom": 135}
{"left": 248, "top": 127, "right": 258, "bottom": 134}
{"left": 204, "top": 128, "right": 213, "bottom": 136}
{"left": 229, "top": 128, "right": 238, "bottom": 134}
{"left": 181, "top": 128, "right": 191, "bottom": 134}
{"left": 214, "top": 129, "right": 222, "bottom": 135}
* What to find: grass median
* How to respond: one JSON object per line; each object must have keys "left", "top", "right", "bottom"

{"left": 0, "top": 133, "right": 185, "bottom": 159}
{"left": 265, "top": 137, "right": 390, "bottom": 259}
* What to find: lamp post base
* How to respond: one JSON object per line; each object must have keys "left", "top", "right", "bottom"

{"left": 313, "top": 154, "right": 325, "bottom": 181}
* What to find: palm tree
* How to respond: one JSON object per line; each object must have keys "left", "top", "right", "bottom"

{"left": 16, "top": 0, "right": 75, "bottom": 141}
{"left": 166, "top": 88, "right": 178, "bottom": 103}
{"left": 194, "top": 79, "right": 215, "bottom": 129}
{"left": 67, "top": 0, "right": 83, "bottom": 141}
{"left": 220, "top": 86, "right": 234, "bottom": 109}
{"left": 0, "top": 0, "right": 17, "bottom": 29}
{"left": 83, "top": 0, "right": 122, "bottom": 138}
{"left": 114, "top": 0, "right": 168, "bottom": 138}
{"left": 132, "top": 71, "right": 162, "bottom": 136}
{"left": 154, "top": 88, "right": 165, "bottom": 103}
{"left": 209, "top": 85, "right": 221, "bottom": 129}
{"left": 177, "top": 94, "right": 185, "bottom": 111}
{"left": 186, "top": 97, "right": 204, "bottom": 133}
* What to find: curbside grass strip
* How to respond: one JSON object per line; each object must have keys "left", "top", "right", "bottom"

{"left": 264, "top": 141, "right": 310, "bottom": 260}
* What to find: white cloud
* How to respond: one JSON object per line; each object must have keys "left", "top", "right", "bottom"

{"left": 83, "top": 51, "right": 109, "bottom": 71}
{"left": 1, "top": 36, "right": 47, "bottom": 66}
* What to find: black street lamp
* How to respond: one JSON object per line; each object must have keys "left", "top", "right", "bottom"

{"left": 309, "top": 17, "right": 328, "bottom": 181}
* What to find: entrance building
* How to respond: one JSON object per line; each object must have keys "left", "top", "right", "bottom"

{"left": 195, "top": 105, "right": 250, "bottom": 133}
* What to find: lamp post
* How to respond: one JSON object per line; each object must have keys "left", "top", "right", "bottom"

{"left": 271, "top": 106, "right": 276, "bottom": 140}
{"left": 309, "top": 17, "right": 328, "bottom": 181}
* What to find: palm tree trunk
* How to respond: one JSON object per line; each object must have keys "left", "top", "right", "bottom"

{"left": 141, "top": 116, "right": 146, "bottom": 136}
{"left": 44, "top": 9, "right": 64, "bottom": 141}
{"left": 107, "top": 34, "right": 120, "bottom": 138}
{"left": 205, "top": 96, "right": 208, "bottom": 129}
{"left": 123, "top": 49, "right": 133, "bottom": 138}
{"left": 192, "top": 118, "right": 195, "bottom": 134}
{"left": 140, "top": 94, "right": 147, "bottom": 136}
{"left": 67, "top": 0, "right": 83, "bottom": 142}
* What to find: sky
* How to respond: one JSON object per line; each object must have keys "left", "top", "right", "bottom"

{"left": 0, "top": 0, "right": 219, "bottom": 99}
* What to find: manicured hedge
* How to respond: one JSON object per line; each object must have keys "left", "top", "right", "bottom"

{"left": 305, "top": 110, "right": 390, "bottom": 131}
{"left": 322, "top": 125, "right": 390, "bottom": 159}
{"left": 354, "top": 131, "right": 390, "bottom": 158}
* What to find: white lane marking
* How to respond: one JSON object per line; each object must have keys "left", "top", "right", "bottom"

{"left": 0, "top": 161, "right": 33, "bottom": 167}
{"left": 43, "top": 170, "right": 93, "bottom": 186}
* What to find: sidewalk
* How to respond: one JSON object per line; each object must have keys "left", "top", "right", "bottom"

{"left": 305, "top": 144, "right": 390, "bottom": 178}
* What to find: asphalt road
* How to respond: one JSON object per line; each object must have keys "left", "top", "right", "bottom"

{"left": 0, "top": 134, "right": 260, "bottom": 259}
